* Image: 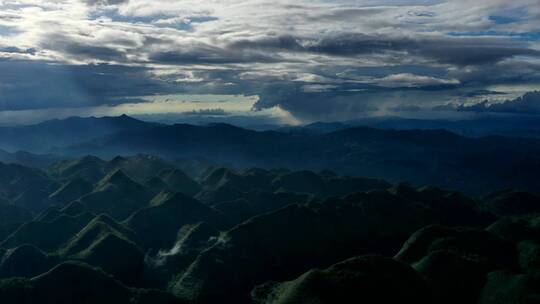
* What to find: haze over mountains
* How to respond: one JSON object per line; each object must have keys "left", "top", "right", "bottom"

{"left": 0, "top": 115, "right": 159, "bottom": 153}
{"left": 283, "top": 115, "right": 540, "bottom": 139}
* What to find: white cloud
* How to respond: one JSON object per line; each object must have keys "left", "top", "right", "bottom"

{"left": 374, "top": 73, "right": 460, "bottom": 88}
{"left": 0, "top": 0, "right": 538, "bottom": 121}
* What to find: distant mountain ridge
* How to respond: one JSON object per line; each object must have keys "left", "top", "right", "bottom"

{"left": 0, "top": 115, "right": 160, "bottom": 153}
{"left": 2, "top": 115, "right": 540, "bottom": 194}
{"left": 0, "top": 149, "right": 60, "bottom": 168}
{"left": 282, "top": 116, "right": 540, "bottom": 138}
{"left": 66, "top": 122, "right": 540, "bottom": 194}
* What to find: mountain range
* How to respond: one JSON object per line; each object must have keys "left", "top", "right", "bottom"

{"left": 0, "top": 115, "right": 159, "bottom": 153}
{"left": 1, "top": 115, "right": 540, "bottom": 194}
{"left": 0, "top": 154, "right": 538, "bottom": 303}
{"left": 281, "top": 116, "right": 540, "bottom": 138}
{"left": 1, "top": 115, "right": 539, "bottom": 303}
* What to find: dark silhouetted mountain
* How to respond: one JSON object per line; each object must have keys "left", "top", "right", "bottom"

{"left": 486, "top": 216, "right": 540, "bottom": 245}
{"left": 1, "top": 156, "right": 540, "bottom": 303}
{"left": 48, "top": 177, "right": 94, "bottom": 206}
{"left": 196, "top": 167, "right": 390, "bottom": 207}
{"left": 195, "top": 184, "right": 243, "bottom": 205}
{"left": 396, "top": 225, "right": 515, "bottom": 268}
{"left": 271, "top": 170, "right": 392, "bottom": 197}
{"left": 59, "top": 214, "right": 144, "bottom": 285}
{"left": 106, "top": 154, "right": 176, "bottom": 184}
{"left": 252, "top": 256, "right": 431, "bottom": 304}
{"left": 145, "top": 177, "right": 169, "bottom": 193}
{"left": 196, "top": 167, "right": 282, "bottom": 204}
{"left": 172, "top": 223, "right": 219, "bottom": 257}
{"left": 396, "top": 225, "right": 513, "bottom": 304}
{"left": 171, "top": 188, "right": 490, "bottom": 303}
{"left": 60, "top": 214, "right": 139, "bottom": 255}
{"left": 48, "top": 155, "right": 108, "bottom": 183}
{"left": 34, "top": 206, "right": 65, "bottom": 223}
{"left": 270, "top": 170, "right": 326, "bottom": 194}
{"left": 154, "top": 168, "right": 201, "bottom": 196}
{"left": 413, "top": 250, "right": 489, "bottom": 304}
{"left": 0, "top": 213, "right": 145, "bottom": 286}
{"left": 96, "top": 168, "right": 138, "bottom": 190}
{"left": 0, "top": 200, "right": 32, "bottom": 241}
{"left": 285, "top": 116, "right": 540, "bottom": 139}
{"left": 49, "top": 154, "right": 178, "bottom": 185}
{"left": 0, "top": 149, "right": 60, "bottom": 169}
{"left": 482, "top": 190, "right": 540, "bottom": 216}
{"left": 0, "top": 261, "right": 182, "bottom": 304}
{"left": 199, "top": 167, "right": 246, "bottom": 190}
{"left": 391, "top": 184, "right": 496, "bottom": 227}
{"left": 66, "top": 123, "right": 540, "bottom": 194}
{"left": 0, "top": 245, "right": 57, "bottom": 279}
{"left": 211, "top": 191, "right": 311, "bottom": 224}
{"left": 69, "top": 123, "right": 296, "bottom": 168}
{"left": 0, "top": 212, "right": 95, "bottom": 252}
{"left": 0, "top": 162, "right": 57, "bottom": 213}
{"left": 60, "top": 200, "right": 88, "bottom": 217}
{"left": 518, "top": 240, "right": 540, "bottom": 273}
{"left": 11, "top": 188, "right": 53, "bottom": 215}
{"left": 0, "top": 115, "right": 160, "bottom": 153}
{"left": 477, "top": 271, "right": 540, "bottom": 304}
{"left": 143, "top": 222, "right": 219, "bottom": 289}
{"left": 323, "top": 176, "right": 392, "bottom": 197}
{"left": 78, "top": 170, "right": 153, "bottom": 220}
{"left": 126, "top": 192, "right": 225, "bottom": 250}
{"left": 35, "top": 200, "right": 91, "bottom": 223}
{"left": 279, "top": 121, "right": 350, "bottom": 134}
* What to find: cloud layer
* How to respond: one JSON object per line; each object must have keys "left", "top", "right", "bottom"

{"left": 455, "top": 91, "right": 540, "bottom": 114}
{"left": 0, "top": 0, "right": 539, "bottom": 122}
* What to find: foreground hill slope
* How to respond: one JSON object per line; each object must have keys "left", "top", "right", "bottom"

{"left": 171, "top": 187, "right": 493, "bottom": 303}
{"left": 0, "top": 261, "right": 182, "bottom": 304}
{"left": 252, "top": 256, "right": 432, "bottom": 304}
{"left": 0, "top": 158, "right": 538, "bottom": 303}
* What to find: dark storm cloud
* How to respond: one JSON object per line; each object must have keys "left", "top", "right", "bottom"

{"left": 456, "top": 91, "right": 540, "bottom": 114}
{"left": 149, "top": 44, "right": 284, "bottom": 65}
{"left": 252, "top": 83, "right": 380, "bottom": 121}
{"left": 227, "top": 31, "right": 540, "bottom": 120}
{"left": 62, "top": 43, "right": 126, "bottom": 61}
{"left": 229, "top": 34, "right": 540, "bottom": 66}
{"left": 82, "top": 0, "right": 129, "bottom": 6}
{"left": 1, "top": 0, "right": 540, "bottom": 122}
{"left": 459, "top": 90, "right": 507, "bottom": 98}
{"left": 0, "top": 46, "right": 36, "bottom": 54}
{"left": 416, "top": 42, "right": 539, "bottom": 66}
{"left": 40, "top": 36, "right": 127, "bottom": 62}
{"left": 449, "top": 60, "right": 540, "bottom": 86}
{"left": 0, "top": 60, "right": 177, "bottom": 111}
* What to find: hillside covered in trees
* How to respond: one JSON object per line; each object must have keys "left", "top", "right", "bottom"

{"left": 0, "top": 155, "right": 538, "bottom": 303}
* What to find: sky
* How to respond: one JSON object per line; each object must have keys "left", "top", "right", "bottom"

{"left": 0, "top": 0, "right": 539, "bottom": 125}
